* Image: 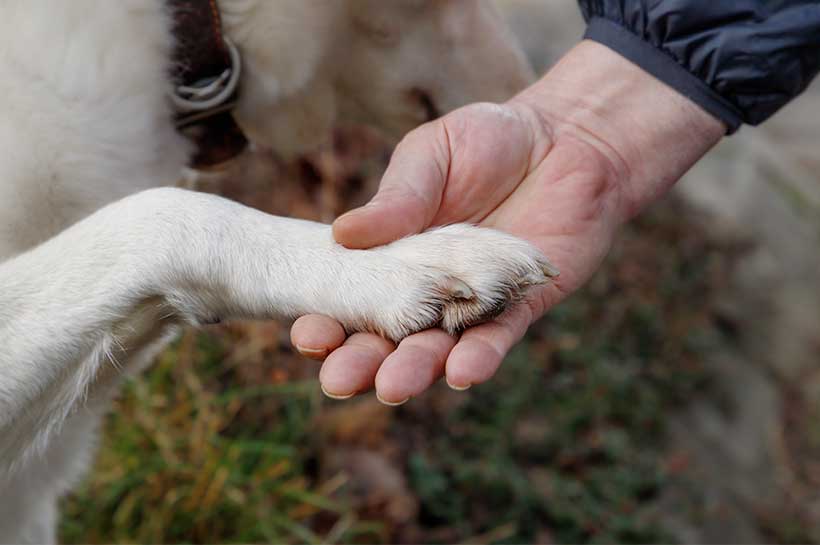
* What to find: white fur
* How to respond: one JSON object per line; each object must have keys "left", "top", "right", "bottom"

{"left": 0, "top": 1, "right": 543, "bottom": 542}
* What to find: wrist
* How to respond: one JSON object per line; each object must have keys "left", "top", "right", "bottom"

{"left": 512, "top": 40, "right": 725, "bottom": 221}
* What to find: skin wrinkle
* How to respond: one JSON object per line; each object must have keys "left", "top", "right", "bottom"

{"left": 517, "top": 92, "right": 638, "bottom": 220}
{"left": 436, "top": 116, "right": 455, "bottom": 219}
{"left": 320, "top": 336, "right": 391, "bottom": 396}
{"left": 565, "top": 134, "right": 629, "bottom": 226}
{"left": 531, "top": 83, "right": 633, "bottom": 184}
{"left": 434, "top": 118, "right": 453, "bottom": 202}
{"left": 379, "top": 333, "right": 455, "bottom": 396}
{"left": 449, "top": 296, "right": 529, "bottom": 372}
{"left": 377, "top": 185, "right": 431, "bottom": 227}
{"left": 335, "top": 124, "right": 448, "bottom": 247}
{"left": 436, "top": 104, "right": 537, "bottom": 227}
{"left": 395, "top": 340, "right": 446, "bottom": 376}
{"left": 347, "top": 334, "right": 394, "bottom": 352}
{"left": 393, "top": 121, "right": 449, "bottom": 228}
{"left": 511, "top": 100, "right": 557, "bottom": 178}
{"left": 553, "top": 122, "right": 630, "bottom": 221}
{"left": 485, "top": 312, "right": 524, "bottom": 357}
{"left": 462, "top": 335, "right": 506, "bottom": 368}
{"left": 541, "top": 44, "right": 723, "bottom": 218}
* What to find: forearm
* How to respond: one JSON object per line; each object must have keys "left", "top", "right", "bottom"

{"left": 512, "top": 40, "right": 725, "bottom": 221}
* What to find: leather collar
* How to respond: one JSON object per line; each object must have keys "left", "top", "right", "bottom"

{"left": 168, "top": 0, "right": 248, "bottom": 169}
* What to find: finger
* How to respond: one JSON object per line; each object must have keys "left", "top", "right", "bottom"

{"left": 374, "top": 329, "right": 457, "bottom": 405}
{"left": 290, "top": 315, "right": 347, "bottom": 360}
{"left": 333, "top": 122, "right": 449, "bottom": 249}
{"left": 318, "top": 333, "right": 395, "bottom": 399}
{"left": 444, "top": 302, "right": 535, "bottom": 390}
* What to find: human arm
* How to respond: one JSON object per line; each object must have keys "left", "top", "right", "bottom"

{"left": 291, "top": 40, "right": 724, "bottom": 403}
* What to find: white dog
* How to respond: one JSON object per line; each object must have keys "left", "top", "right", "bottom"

{"left": 0, "top": 1, "right": 554, "bottom": 541}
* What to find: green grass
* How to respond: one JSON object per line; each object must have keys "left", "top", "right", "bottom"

{"left": 60, "top": 333, "right": 380, "bottom": 544}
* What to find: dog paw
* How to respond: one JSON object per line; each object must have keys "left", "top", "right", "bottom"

{"left": 366, "top": 224, "right": 558, "bottom": 341}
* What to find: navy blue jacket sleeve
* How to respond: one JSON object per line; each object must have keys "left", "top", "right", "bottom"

{"left": 578, "top": 1, "right": 820, "bottom": 133}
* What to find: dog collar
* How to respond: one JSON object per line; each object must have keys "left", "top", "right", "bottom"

{"left": 168, "top": 0, "right": 248, "bottom": 169}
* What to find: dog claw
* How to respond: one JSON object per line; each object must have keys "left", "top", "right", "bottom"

{"left": 542, "top": 260, "right": 560, "bottom": 278}
{"left": 444, "top": 277, "right": 475, "bottom": 300}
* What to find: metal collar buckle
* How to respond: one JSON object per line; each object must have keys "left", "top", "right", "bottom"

{"left": 172, "top": 38, "right": 241, "bottom": 127}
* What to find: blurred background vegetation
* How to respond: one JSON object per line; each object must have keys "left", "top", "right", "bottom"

{"left": 59, "top": 189, "right": 734, "bottom": 543}
{"left": 60, "top": 1, "right": 820, "bottom": 543}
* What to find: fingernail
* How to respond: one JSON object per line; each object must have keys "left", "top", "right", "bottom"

{"left": 376, "top": 392, "right": 410, "bottom": 406}
{"left": 297, "top": 346, "right": 329, "bottom": 358}
{"left": 321, "top": 384, "right": 356, "bottom": 400}
{"left": 337, "top": 209, "right": 358, "bottom": 221}
{"left": 338, "top": 203, "right": 373, "bottom": 220}
{"left": 444, "top": 277, "right": 474, "bottom": 300}
{"left": 446, "top": 378, "right": 472, "bottom": 391}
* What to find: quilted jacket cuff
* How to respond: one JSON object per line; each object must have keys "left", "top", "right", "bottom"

{"left": 584, "top": 17, "right": 744, "bottom": 134}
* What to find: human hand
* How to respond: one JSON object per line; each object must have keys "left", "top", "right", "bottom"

{"left": 291, "top": 41, "right": 724, "bottom": 404}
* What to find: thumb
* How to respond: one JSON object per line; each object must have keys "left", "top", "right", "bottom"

{"left": 333, "top": 122, "right": 450, "bottom": 249}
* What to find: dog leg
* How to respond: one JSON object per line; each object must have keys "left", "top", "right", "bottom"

{"left": 0, "top": 187, "right": 555, "bottom": 468}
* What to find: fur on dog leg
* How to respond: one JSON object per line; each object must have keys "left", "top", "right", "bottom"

{"left": 0, "top": 1, "right": 537, "bottom": 541}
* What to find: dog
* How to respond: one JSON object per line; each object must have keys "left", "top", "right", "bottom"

{"left": 0, "top": 1, "right": 553, "bottom": 541}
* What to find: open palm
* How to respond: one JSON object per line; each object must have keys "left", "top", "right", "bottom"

{"left": 290, "top": 100, "right": 625, "bottom": 403}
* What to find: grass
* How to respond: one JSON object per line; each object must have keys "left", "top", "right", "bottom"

{"left": 60, "top": 199, "right": 732, "bottom": 543}
{"left": 60, "top": 333, "right": 379, "bottom": 544}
